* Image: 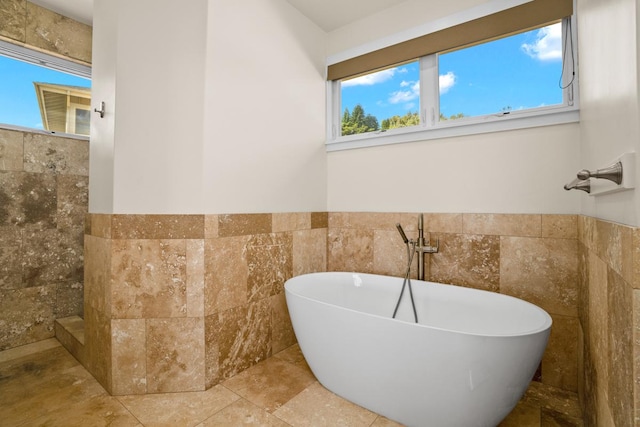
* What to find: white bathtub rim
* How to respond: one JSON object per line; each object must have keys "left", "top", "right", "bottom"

{"left": 285, "top": 271, "right": 552, "bottom": 339}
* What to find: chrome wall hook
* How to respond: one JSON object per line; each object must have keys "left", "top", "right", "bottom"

{"left": 94, "top": 101, "right": 105, "bottom": 118}
{"left": 577, "top": 161, "right": 622, "bottom": 185}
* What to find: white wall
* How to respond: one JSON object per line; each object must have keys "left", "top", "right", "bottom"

{"left": 90, "top": 0, "right": 207, "bottom": 214}
{"left": 90, "top": 0, "right": 328, "bottom": 214}
{"left": 326, "top": 0, "right": 582, "bottom": 214}
{"left": 202, "top": 0, "right": 327, "bottom": 214}
{"left": 577, "top": 0, "right": 640, "bottom": 226}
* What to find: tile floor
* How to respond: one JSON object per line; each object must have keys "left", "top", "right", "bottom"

{"left": 0, "top": 338, "right": 575, "bottom": 426}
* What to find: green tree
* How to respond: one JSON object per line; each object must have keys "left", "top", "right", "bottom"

{"left": 341, "top": 104, "right": 380, "bottom": 135}
{"left": 439, "top": 112, "right": 465, "bottom": 121}
{"left": 381, "top": 111, "right": 420, "bottom": 130}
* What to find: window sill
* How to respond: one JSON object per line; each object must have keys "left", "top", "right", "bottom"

{"left": 326, "top": 106, "right": 579, "bottom": 152}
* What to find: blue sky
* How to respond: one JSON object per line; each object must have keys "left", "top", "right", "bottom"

{"left": 0, "top": 55, "right": 91, "bottom": 129}
{"left": 341, "top": 23, "right": 563, "bottom": 122}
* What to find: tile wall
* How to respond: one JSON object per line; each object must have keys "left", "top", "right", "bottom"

{"left": 0, "top": 0, "right": 92, "bottom": 65}
{"left": 83, "top": 213, "right": 327, "bottom": 395}
{"left": 578, "top": 216, "right": 638, "bottom": 427}
{"left": 0, "top": 129, "right": 88, "bottom": 350}
{"left": 328, "top": 212, "right": 582, "bottom": 424}
{"left": 0, "top": 0, "right": 92, "bottom": 351}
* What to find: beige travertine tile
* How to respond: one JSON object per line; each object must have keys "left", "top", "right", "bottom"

{"left": 117, "top": 384, "right": 240, "bottom": 427}
{"left": 587, "top": 251, "right": 609, "bottom": 409}
{"left": 206, "top": 299, "right": 272, "bottom": 385}
{"left": 500, "top": 237, "right": 578, "bottom": 317}
{"left": 23, "top": 133, "right": 89, "bottom": 175}
{"left": 371, "top": 416, "right": 406, "bottom": 426}
{"left": 595, "top": 219, "right": 631, "bottom": 280}
{"left": 246, "top": 233, "right": 292, "bottom": 303}
{"left": 111, "top": 319, "right": 146, "bottom": 396}
{"left": 327, "top": 228, "right": 374, "bottom": 273}
{"left": 540, "top": 408, "right": 584, "bottom": 426}
{"left": 270, "top": 293, "right": 296, "bottom": 354}
{"left": 0, "top": 226, "right": 22, "bottom": 289}
{"left": 498, "top": 401, "right": 541, "bottom": 426}
{"left": 187, "top": 239, "right": 205, "bottom": 317}
{"left": 29, "top": 394, "right": 141, "bottom": 427}
{"left": 23, "top": 228, "right": 84, "bottom": 286}
{"left": 328, "top": 211, "right": 350, "bottom": 228}
{"left": 204, "top": 214, "right": 219, "bottom": 238}
{"left": 111, "top": 214, "right": 204, "bottom": 239}
{"left": 431, "top": 233, "right": 500, "bottom": 292}
{"left": 0, "top": 171, "right": 57, "bottom": 228}
{"left": 87, "top": 213, "right": 112, "bottom": 238}
{"left": 520, "top": 381, "right": 582, "bottom": 420}
{"left": 0, "top": 363, "right": 106, "bottom": 425}
{"left": 398, "top": 212, "right": 421, "bottom": 233}
{"left": 634, "top": 290, "right": 640, "bottom": 425}
{"left": 272, "top": 212, "right": 310, "bottom": 232}
{"left": 0, "top": 0, "right": 27, "bottom": 42}
{"left": 223, "top": 357, "right": 316, "bottom": 413}
{"left": 463, "top": 213, "right": 541, "bottom": 237}
{"left": 373, "top": 229, "right": 413, "bottom": 278}
{"left": 198, "top": 398, "right": 290, "bottom": 426}
{"left": 83, "top": 304, "right": 112, "bottom": 392}
{"left": 204, "top": 235, "right": 249, "bottom": 315}
{"left": 311, "top": 211, "right": 328, "bottom": 229}
{"left": 111, "top": 239, "right": 187, "bottom": 318}
{"left": 272, "top": 344, "right": 312, "bottom": 375}
{"left": 55, "top": 281, "right": 84, "bottom": 318}
{"left": 25, "top": 2, "right": 92, "bottom": 63}
{"left": 218, "top": 213, "right": 272, "bottom": 237}
{"left": 542, "top": 314, "right": 578, "bottom": 392}
{"left": 542, "top": 215, "right": 578, "bottom": 239}
{"left": 0, "top": 285, "right": 56, "bottom": 350}
{"left": 83, "top": 234, "right": 111, "bottom": 315}
{"left": 422, "top": 213, "right": 463, "bottom": 234}
{"left": 146, "top": 317, "right": 205, "bottom": 393}
{"left": 348, "top": 212, "right": 399, "bottom": 230}
{"left": 607, "top": 269, "right": 634, "bottom": 427}
{"left": 273, "top": 381, "right": 378, "bottom": 426}
{"left": 578, "top": 215, "right": 597, "bottom": 251}
{"left": 292, "top": 228, "right": 327, "bottom": 276}
{"left": 634, "top": 228, "right": 640, "bottom": 289}
{"left": 56, "top": 174, "right": 88, "bottom": 231}
{"left": 0, "top": 337, "right": 59, "bottom": 363}
{"left": 0, "top": 128, "right": 23, "bottom": 171}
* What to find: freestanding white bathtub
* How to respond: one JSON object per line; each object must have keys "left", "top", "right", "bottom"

{"left": 285, "top": 272, "right": 552, "bottom": 427}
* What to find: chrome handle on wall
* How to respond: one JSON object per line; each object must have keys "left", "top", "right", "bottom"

{"left": 576, "top": 161, "right": 622, "bottom": 185}
{"left": 94, "top": 101, "right": 105, "bottom": 118}
{"left": 564, "top": 178, "right": 591, "bottom": 193}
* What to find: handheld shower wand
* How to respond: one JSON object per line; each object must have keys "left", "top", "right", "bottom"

{"left": 396, "top": 223, "right": 409, "bottom": 244}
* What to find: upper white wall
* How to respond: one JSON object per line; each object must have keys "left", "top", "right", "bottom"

{"left": 90, "top": 0, "right": 328, "bottom": 214}
{"left": 202, "top": 0, "right": 327, "bottom": 213}
{"left": 90, "top": 0, "right": 207, "bottom": 214}
{"left": 577, "top": 0, "right": 640, "bottom": 226}
{"left": 326, "top": 0, "right": 581, "bottom": 214}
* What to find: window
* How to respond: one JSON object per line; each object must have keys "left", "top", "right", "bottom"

{"left": 327, "top": 0, "right": 578, "bottom": 150}
{"left": 0, "top": 40, "right": 91, "bottom": 137}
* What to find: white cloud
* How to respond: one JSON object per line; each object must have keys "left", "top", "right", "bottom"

{"left": 342, "top": 68, "right": 396, "bottom": 87}
{"left": 521, "top": 23, "right": 562, "bottom": 61}
{"left": 389, "top": 81, "right": 420, "bottom": 104}
{"left": 439, "top": 72, "right": 456, "bottom": 94}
